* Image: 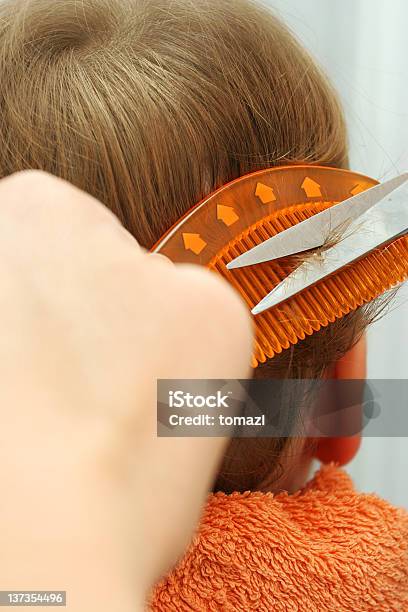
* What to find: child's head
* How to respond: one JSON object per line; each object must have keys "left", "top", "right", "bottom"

{"left": 0, "top": 0, "right": 375, "bottom": 491}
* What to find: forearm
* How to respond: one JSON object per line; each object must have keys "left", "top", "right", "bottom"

{"left": 0, "top": 398, "right": 139, "bottom": 612}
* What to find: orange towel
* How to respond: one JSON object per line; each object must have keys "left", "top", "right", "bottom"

{"left": 150, "top": 465, "right": 408, "bottom": 611}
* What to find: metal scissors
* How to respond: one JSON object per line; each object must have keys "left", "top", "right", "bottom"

{"left": 227, "top": 172, "right": 408, "bottom": 315}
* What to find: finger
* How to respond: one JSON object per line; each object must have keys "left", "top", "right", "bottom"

{"left": 148, "top": 252, "right": 174, "bottom": 267}
{"left": 0, "top": 170, "right": 145, "bottom": 261}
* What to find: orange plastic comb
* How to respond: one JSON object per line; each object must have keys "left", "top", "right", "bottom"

{"left": 152, "top": 165, "right": 408, "bottom": 368}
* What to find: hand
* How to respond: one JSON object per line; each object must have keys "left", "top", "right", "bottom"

{"left": 0, "top": 171, "right": 253, "bottom": 610}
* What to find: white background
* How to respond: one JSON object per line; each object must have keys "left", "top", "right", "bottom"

{"left": 268, "top": 0, "right": 408, "bottom": 507}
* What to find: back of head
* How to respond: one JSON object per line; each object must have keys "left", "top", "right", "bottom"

{"left": 0, "top": 0, "right": 348, "bottom": 243}
{"left": 0, "top": 0, "right": 370, "bottom": 491}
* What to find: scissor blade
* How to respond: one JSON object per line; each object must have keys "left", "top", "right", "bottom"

{"left": 252, "top": 180, "right": 408, "bottom": 315}
{"left": 228, "top": 172, "right": 408, "bottom": 270}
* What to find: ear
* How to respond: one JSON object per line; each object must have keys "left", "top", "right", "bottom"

{"left": 314, "top": 333, "right": 367, "bottom": 466}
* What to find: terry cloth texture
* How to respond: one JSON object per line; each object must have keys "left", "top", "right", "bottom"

{"left": 149, "top": 465, "right": 408, "bottom": 611}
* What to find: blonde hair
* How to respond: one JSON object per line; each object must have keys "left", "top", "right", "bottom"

{"left": 0, "top": 0, "right": 377, "bottom": 491}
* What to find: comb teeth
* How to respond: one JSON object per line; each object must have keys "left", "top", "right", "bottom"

{"left": 209, "top": 203, "right": 408, "bottom": 368}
